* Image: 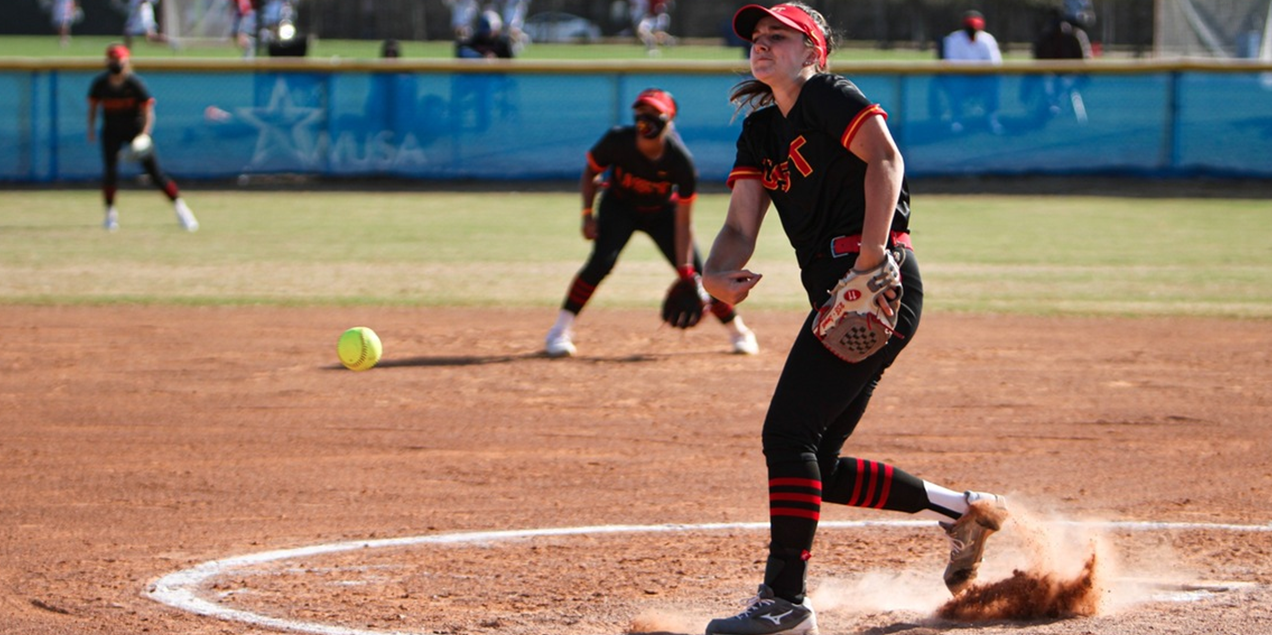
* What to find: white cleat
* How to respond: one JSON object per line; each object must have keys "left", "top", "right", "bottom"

{"left": 730, "top": 326, "right": 759, "bottom": 355}
{"left": 174, "top": 199, "right": 199, "bottom": 232}
{"left": 103, "top": 207, "right": 119, "bottom": 232}
{"left": 941, "top": 491, "right": 1009, "bottom": 595}
{"left": 545, "top": 325, "right": 576, "bottom": 358}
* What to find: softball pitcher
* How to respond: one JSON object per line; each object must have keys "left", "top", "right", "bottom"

{"left": 544, "top": 88, "right": 758, "bottom": 358}
{"left": 701, "top": 5, "right": 1007, "bottom": 634}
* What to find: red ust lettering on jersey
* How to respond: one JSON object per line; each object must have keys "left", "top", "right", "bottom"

{"left": 761, "top": 158, "right": 791, "bottom": 192}
{"left": 615, "top": 168, "right": 672, "bottom": 197}
{"left": 759, "top": 136, "right": 813, "bottom": 193}
{"left": 99, "top": 97, "right": 141, "bottom": 113}
{"left": 788, "top": 136, "right": 813, "bottom": 177}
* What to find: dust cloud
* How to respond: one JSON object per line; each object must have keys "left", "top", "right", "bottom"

{"left": 937, "top": 498, "right": 1197, "bottom": 621}
{"left": 628, "top": 608, "right": 705, "bottom": 634}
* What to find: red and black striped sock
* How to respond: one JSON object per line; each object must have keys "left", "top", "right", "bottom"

{"left": 766, "top": 471, "right": 821, "bottom": 602}
{"left": 562, "top": 276, "right": 596, "bottom": 314}
{"left": 825, "top": 457, "right": 930, "bottom": 513}
{"left": 709, "top": 299, "right": 736, "bottom": 322}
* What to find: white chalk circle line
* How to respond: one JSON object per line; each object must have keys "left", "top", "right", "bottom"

{"left": 145, "top": 520, "right": 1272, "bottom": 635}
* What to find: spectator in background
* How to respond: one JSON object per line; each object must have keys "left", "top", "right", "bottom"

{"left": 230, "top": 0, "right": 258, "bottom": 58}
{"left": 1034, "top": 8, "right": 1093, "bottom": 60}
{"left": 453, "top": 11, "right": 517, "bottom": 134}
{"left": 456, "top": 10, "right": 515, "bottom": 59}
{"left": 498, "top": 0, "right": 530, "bottom": 52}
{"left": 381, "top": 38, "right": 401, "bottom": 59}
{"left": 1064, "top": 0, "right": 1096, "bottom": 31}
{"left": 47, "top": 0, "right": 83, "bottom": 47}
{"left": 635, "top": 0, "right": 675, "bottom": 56}
{"left": 262, "top": 0, "right": 287, "bottom": 41}
{"left": 1028, "top": 8, "right": 1092, "bottom": 123}
{"left": 259, "top": 0, "right": 304, "bottom": 49}
{"left": 123, "top": 0, "right": 169, "bottom": 48}
{"left": 941, "top": 10, "right": 1004, "bottom": 134}
{"left": 445, "top": 0, "right": 480, "bottom": 40}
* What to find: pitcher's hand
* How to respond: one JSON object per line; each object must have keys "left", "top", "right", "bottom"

{"left": 703, "top": 270, "right": 762, "bottom": 305}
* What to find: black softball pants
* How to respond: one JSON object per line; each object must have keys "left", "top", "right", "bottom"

{"left": 101, "top": 128, "right": 174, "bottom": 200}
{"left": 760, "top": 247, "right": 925, "bottom": 601}
{"left": 575, "top": 196, "right": 701, "bottom": 288}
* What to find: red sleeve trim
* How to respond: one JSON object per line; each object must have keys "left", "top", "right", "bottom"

{"left": 726, "top": 167, "right": 763, "bottom": 190}
{"left": 840, "top": 104, "right": 887, "bottom": 149}
{"left": 585, "top": 152, "right": 606, "bottom": 174}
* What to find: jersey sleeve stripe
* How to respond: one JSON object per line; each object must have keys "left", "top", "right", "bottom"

{"left": 840, "top": 104, "right": 888, "bottom": 149}
{"left": 726, "top": 167, "right": 763, "bottom": 189}
{"left": 585, "top": 152, "right": 606, "bottom": 174}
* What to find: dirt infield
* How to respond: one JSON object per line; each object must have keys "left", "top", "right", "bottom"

{"left": 3, "top": 306, "right": 1270, "bottom": 635}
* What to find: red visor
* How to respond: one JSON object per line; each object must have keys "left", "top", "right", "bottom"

{"left": 632, "top": 88, "right": 677, "bottom": 119}
{"left": 106, "top": 44, "right": 130, "bottom": 62}
{"left": 733, "top": 3, "right": 828, "bottom": 67}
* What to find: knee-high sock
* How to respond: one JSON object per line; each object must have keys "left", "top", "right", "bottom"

{"left": 765, "top": 460, "right": 820, "bottom": 603}
{"left": 562, "top": 275, "right": 597, "bottom": 314}
{"left": 710, "top": 298, "right": 737, "bottom": 323}
{"left": 161, "top": 179, "right": 180, "bottom": 201}
{"left": 824, "top": 457, "right": 967, "bottom": 522}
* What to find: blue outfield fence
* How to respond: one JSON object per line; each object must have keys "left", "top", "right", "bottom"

{"left": 4, "top": 59, "right": 1272, "bottom": 183}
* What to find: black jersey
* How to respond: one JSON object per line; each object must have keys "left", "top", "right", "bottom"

{"left": 728, "top": 73, "right": 911, "bottom": 268}
{"left": 88, "top": 72, "right": 153, "bottom": 133}
{"left": 587, "top": 126, "right": 698, "bottom": 209}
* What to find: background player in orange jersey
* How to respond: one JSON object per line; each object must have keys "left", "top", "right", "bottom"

{"left": 543, "top": 88, "right": 757, "bottom": 358}
{"left": 88, "top": 44, "right": 198, "bottom": 232}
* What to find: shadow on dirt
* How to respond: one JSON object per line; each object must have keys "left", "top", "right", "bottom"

{"left": 324, "top": 351, "right": 664, "bottom": 369}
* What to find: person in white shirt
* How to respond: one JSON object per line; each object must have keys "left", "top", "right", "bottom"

{"left": 940, "top": 10, "right": 1004, "bottom": 134}
{"left": 123, "top": 0, "right": 168, "bottom": 48}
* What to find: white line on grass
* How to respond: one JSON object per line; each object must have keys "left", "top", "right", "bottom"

{"left": 145, "top": 520, "right": 1272, "bottom": 635}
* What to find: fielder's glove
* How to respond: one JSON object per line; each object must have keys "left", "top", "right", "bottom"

{"left": 812, "top": 250, "right": 905, "bottom": 363}
{"left": 662, "top": 267, "right": 709, "bottom": 329}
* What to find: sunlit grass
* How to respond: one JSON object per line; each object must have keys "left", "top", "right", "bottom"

{"left": 1, "top": 188, "right": 1269, "bottom": 318}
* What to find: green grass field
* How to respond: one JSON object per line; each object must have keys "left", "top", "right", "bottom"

{"left": 2, "top": 188, "right": 1269, "bottom": 318}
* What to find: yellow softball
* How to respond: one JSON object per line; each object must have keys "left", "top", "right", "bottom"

{"left": 337, "top": 327, "right": 382, "bottom": 371}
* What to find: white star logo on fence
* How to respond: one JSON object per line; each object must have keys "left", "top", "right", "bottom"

{"left": 235, "top": 77, "right": 326, "bottom": 171}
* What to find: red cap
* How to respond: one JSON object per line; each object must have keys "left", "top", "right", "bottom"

{"left": 106, "top": 44, "right": 131, "bottom": 62}
{"left": 962, "top": 11, "right": 985, "bottom": 30}
{"left": 733, "top": 3, "right": 828, "bottom": 68}
{"left": 632, "top": 88, "right": 677, "bottom": 119}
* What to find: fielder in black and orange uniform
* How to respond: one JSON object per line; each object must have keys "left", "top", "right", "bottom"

{"left": 543, "top": 88, "right": 757, "bottom": 358}
{"left": 702, "top": 5, "right": 1006, "bottom": 635}
{"left": 88, "top": 44, "right": 197, "bottom": 232}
